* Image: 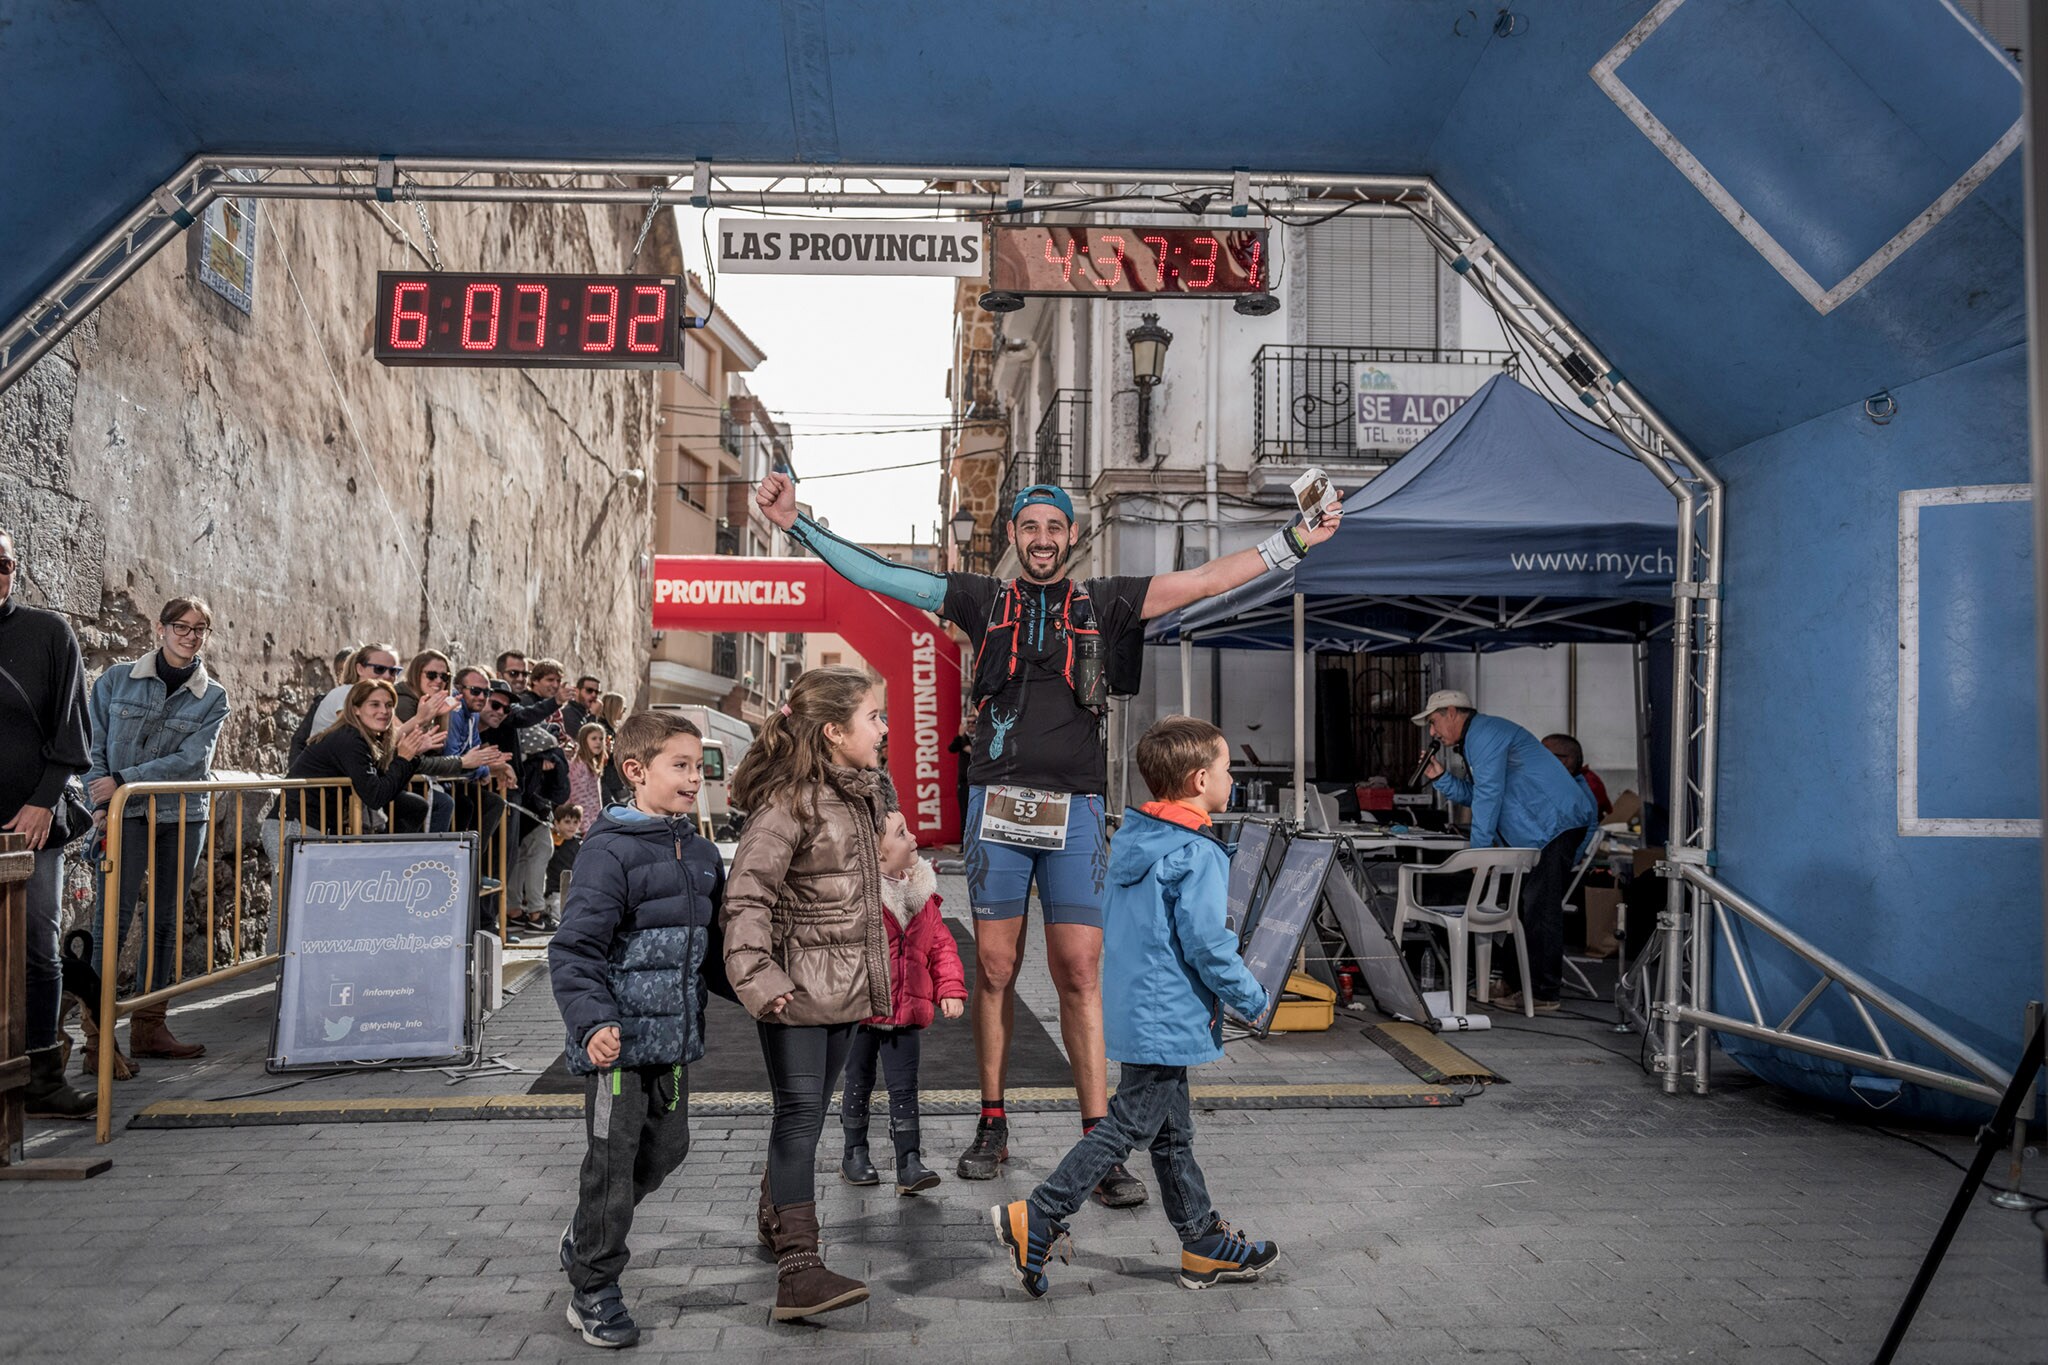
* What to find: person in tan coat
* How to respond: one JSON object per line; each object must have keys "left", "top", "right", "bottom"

{"left": 721, "top": 665, "right": 893, "bottom": 1322}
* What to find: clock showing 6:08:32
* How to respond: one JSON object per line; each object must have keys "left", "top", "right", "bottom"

{"left": 988, "top": 225, "right": 1268, "bottom": 298}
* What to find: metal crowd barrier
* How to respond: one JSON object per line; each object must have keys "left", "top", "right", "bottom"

{"left": 92, "top": 774, "right": 510, "bottom": 1142}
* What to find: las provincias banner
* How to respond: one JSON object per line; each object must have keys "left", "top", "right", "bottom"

{"left": 652, "top": 556, "right": 964, "bottom": 847}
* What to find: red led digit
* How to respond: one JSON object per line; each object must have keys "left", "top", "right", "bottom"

{"left": 389, "top": 281, "right": 428, "bottom": 349}
{"left": 509, "top": 283, "right": 548, "bottom": 351}
{"left": 581, "top": 285, "right": 620, "bottom": 352}
{"left": 626, "top": 285, "right": 667, "bottom": 353}
{"left": 1042, "top": 234, "right": 1076, "bottom": 283}
{"left": 1095, "top": 234, "right": 1127, "bottom": 289}
{"left": 1188, "top": 235, "right": 1220, "bottom": 289}
{"left": 1245, "top": 239, "right": 1264, "bottom": 290}
{"left": 460, "top": 283, "right": 502, "bottom": 350}
{"left": 1142, "top": 235, "right": 1171, "bottom": 290}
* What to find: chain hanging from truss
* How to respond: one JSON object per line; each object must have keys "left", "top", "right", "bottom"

{"left": 401, "top": 180, "right": 445, "bottom": 271}
{"left": 628, "top": 182, "right": 667, "bottom": 265}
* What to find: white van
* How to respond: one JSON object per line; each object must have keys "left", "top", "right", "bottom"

{"left": 653, "top": 705, "right": 755, "bottom": 837}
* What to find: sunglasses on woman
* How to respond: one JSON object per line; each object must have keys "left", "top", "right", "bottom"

{"left": 422, "top": 669, "right": 450, "bottom": 683}
{"left": 364, "top": 663, "right": 401, "bottom": 678}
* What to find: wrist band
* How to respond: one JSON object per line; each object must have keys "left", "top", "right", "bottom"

{"left": 1286, "top": 525, "right": 1309, "bottom": 556}
{"left": 1256, "top": 528, "right": 1305, "bottom": 573}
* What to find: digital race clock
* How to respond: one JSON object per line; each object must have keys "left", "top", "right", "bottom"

{"left": 988, "top": 226, "right": 1268, "bottom": 298}
{"left": 372, "top": 271, "right": 683, "bottom": 369}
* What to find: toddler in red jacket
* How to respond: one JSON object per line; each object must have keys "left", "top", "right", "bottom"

{"left": 838, "top": 807, "right": 967, "bottom": 1194}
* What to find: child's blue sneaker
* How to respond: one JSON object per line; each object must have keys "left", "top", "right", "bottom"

{"left": 1178, "top": 1219, "right": 1278, "bottom": 1290}
{"left": 991, "top": 1200, "right": 1071, "bottom": 1299}
{"left": 566, "top": 1283, "right": 639, "bottom": 1348}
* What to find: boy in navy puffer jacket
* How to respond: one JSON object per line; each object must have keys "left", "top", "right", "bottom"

{"left": 549, "top": 711, "right": 733, "bottom": 1348}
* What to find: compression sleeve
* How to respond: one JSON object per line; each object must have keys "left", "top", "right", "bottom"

{"left": 787, "top": 512, "right": 948, "bottom": 613}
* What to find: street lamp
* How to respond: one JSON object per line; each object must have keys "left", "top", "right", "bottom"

{"left": 950, "top": 505, "right": 978, "bottom": 568}
{"left": 1126, "top": 313, "right": 1173, "bottom": 462}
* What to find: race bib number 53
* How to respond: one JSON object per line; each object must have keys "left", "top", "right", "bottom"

{"left": 980, "top": 786, "right": 1071, "bottom": 850}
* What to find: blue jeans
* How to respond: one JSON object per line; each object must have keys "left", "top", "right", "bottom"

{"left": 94, "top": 817, "right": 207, "bottom": 995}
{"left": 963, "top": 787, "right": 1108, "bottom": 926}
{"left": 1029, "top": 1063, "right": 1217, "bottom": 1242}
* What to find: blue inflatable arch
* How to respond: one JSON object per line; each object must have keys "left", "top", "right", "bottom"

{"left": 1, "top": 0, "right": 2036, "bottom": 1116}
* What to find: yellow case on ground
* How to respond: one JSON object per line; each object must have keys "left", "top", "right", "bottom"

{"left": 1267, "top": 971, "right": 1337, "bottom": 1032}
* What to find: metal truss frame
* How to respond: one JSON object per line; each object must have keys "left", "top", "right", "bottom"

{"left": 0, "top": 155, "right": 2002, "bottom": 1103}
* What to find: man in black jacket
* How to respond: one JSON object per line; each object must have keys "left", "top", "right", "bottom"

{"left": 0, "top": 530, "right": 96, "bottom": 1119}
{"left": 482, "top": 682, "right": 571, "bottom": 929}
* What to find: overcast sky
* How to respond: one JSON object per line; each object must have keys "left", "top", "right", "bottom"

{"left": 673, "top": 209, "right": 956, "bottom": 545}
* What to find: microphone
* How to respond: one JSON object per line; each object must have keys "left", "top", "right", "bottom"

{"left": 1408, "top": 738, "right": 1442, "bottom": 788}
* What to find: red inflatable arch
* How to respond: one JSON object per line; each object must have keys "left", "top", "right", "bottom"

{"left": 651, "top": 556, "right": 964, "bottom": 846}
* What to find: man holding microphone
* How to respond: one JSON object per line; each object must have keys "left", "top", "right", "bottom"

{"left": 1415, "top": 689, "right": 1596, "bottom": 1013}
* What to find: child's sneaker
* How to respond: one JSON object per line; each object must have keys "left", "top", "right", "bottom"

{"left": 1178, "top": 1219, "right": 1279, "bottom": 1290}
{"left": 991, "top": 1200, "right": 1071, "bottom": 1299}
{"left": 566, "top": 1282, "right": 639, "bottom": 1347}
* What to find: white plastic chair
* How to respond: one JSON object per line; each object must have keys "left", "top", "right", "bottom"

{"left": 1391, "top": 847, "right": 1542, "bottom": 1017}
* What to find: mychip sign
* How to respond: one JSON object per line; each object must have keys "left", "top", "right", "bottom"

{"left": 271, "top": 835, "right": 477, "bottom": 1070}
{"left": 1352, "top": 360, "right": 1502, "bottom": 452}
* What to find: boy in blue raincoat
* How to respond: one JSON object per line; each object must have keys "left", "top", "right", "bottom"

{"left": 992, "top": 716, "right": 1280, "bottom": 1297}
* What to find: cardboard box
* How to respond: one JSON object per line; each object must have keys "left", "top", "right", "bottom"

{"left": 1606, "top": 788, "right": 1642, "bottom": 829}
{"left": 1633, "top": 845, "right": 1666, "bottom": 880}
{"left": 1583, "top": 887, "right": 1622, "bottom": 959}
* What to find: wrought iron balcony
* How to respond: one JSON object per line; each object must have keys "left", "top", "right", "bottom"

{"left": 955, "top": 347, "right": 1003, "bottom": 421}
{"left": 998, "top": 389, "right": 1090, "bottom": 530}
{"left": 715, "top": 525, "right": 740, "bottom": 556}
{"left": 712, "top": 633, "right": 740, "bottom": 680}
{"left": 1251, "top": 345, "right": 1512, "bottom": 464}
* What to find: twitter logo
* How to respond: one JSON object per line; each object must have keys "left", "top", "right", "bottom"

{"left": 323, "top": 1016, "right": 354, "bottom": 1041}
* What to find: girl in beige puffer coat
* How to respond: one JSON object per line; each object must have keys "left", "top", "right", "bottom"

{"left": 721, "top": 665, "right": 892, "bottom": 1323}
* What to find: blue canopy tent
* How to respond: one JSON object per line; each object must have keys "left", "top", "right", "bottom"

{"left": 1150, "top": 373, "right": 1678, "bottom": 654}
{"left": 1148, "top": 371, "right": 1678, "bottom": 832}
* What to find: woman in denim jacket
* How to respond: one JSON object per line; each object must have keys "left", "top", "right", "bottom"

{"left": 83, "top": 596, "right": 229, "bottom": 1064}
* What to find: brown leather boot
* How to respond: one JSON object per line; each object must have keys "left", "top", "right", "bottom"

{"left": 130, "top": 1002, "right": 206, "bottom": 1060}
{"left": 757, "top": 1172, "right": 777, "bottom": 1248}
{"left": 768, "top": 1201, "right": 867, "bottom": 1322}
{"left": 80, "top": 1002, "right": 139, "bottom": 1080}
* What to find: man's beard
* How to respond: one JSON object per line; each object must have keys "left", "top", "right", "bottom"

{"left": 1017, "top": 542, "right": 1072, "bottom": 582}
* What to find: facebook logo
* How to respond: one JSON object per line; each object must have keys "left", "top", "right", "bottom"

{"left": 330, "top": 983, "right": 355, "bottom": 1007}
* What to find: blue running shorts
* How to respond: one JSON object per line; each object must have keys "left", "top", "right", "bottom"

{"left": 962, "top": 787, "right": 1108, "bottom": 928}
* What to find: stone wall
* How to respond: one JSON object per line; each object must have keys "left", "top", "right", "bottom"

{"left": 0, "top": 192, "right": 659, "bottom": 774}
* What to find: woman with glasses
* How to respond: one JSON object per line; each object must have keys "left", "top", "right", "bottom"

{"left": 397, "top": 649, "right": 453, "bottom": 723}
{"left": 82, "top": 596, "right": 231, "bottom": 1066}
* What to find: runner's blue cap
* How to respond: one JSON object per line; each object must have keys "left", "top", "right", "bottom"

{"left": 1010, "top": 484, "right": 1075, "bottom": 523}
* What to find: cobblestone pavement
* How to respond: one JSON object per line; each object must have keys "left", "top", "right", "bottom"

{"left": 4, "top": 877, "right": 2044, "bottom": 1363}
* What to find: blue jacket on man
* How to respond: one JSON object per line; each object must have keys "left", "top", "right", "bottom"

{"left": 1102, "top": 808, "right": 1269, "bottom": 1067}
{"left": 548, "top": 805, "right": 734, "bottom": 1074}
{"left": 1433, "top": 712, "right": 1597, "bottom": 852}
{"left": 85, "top": 652, "right": 229, "bottom": 823}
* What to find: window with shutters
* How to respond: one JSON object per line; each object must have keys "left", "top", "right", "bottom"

{"left": 1303, "top": 218, "right": 1442, "bottom": 347}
